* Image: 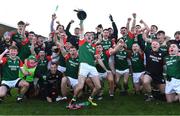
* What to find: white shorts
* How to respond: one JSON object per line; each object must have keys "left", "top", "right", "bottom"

{"left": 79, "top": 63, "right": 99, "bottom": 78}
{"left": 98, "top": 72, "right": 107, "bottom": 80}
{"left": 116, "top": 69, "right": 129, "bottom": 75}
{"left": 165, "top": 78, "right": 180, "bottom": 94}
{"left": 1, "top": 78, "right": 21, "bottom": 88}
{"left": 58, "top": 65, "right": 66, "bottom": 73}
{"left": 67, "top": 77, "right": 78, "bottom": 88}
{"left": 132, "top": 72, "right": 144, "bottom": 84}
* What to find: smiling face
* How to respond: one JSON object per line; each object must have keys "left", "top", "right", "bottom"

{"left": 151, "top": 40, "right": 160, "bottom": 51}
{"left": 150, "top": 25, "right": 158, "bottom": 34}
{"left": 4, "top": 33, "right": 11, "bottom": 42}
{"left": 50, "top": 63, "right": 57, "bottom": 74}
{"left": 27, "top": 59, "right": 37, "bottom": 68}
{"left": 9, "top": 48, "right": 18, "bottom": 59}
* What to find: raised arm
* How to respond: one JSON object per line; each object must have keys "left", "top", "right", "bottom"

{"left": 59, "top": 44, "right": 68, "bottom": 57}
{"left": 22, "top": 22, "right": 29, "bottom": 39}
{"left": 140, "top": 19, "right": 150, "bottom": 33}
{"left": 131, "top": 13, "right": 136, "bottom": 33}
{"left": 137, "top": 34, "right": 146, "bottom": 52}
{"left": 109, "top": 41, "right": 122, "bottom": 55}
{"left": 109, "top": 14, "right": 118, "bottom": 39}
{"left": 65, "top": 20, "right": 74, "bottom": 37}
{"left": 50, "top": 14, "right": 56, "bottom": 32}
{"left": 0, "top": 49, "right": 9, "bottom": 63}
{"left": 30, "top": 37, "right": 37, "bottom": 56}
{"left": 79, "top": 20, "right": 84, "bottom": 40}
{"left": 126, "top": 18, "right": 131, "bottom": 31}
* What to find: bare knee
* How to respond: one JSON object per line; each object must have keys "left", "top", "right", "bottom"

{"left": 61, "top": 77, "right": 68, "bottom": 86}
{"left": 0, "top": 86, "right": 8, "bottom": 97}
{"left": 142, "top": 75, "right": 151, "bottom": 85}
{"left": 95, "top": 83, "right": 101, "bottom": 91}
{"left": 19, "top": 81, "right": 29, "bottom": 88}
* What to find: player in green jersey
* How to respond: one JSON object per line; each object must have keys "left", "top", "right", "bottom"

{"left": 68, "top": 19, "right": 101, "bottom": 107}
{"left": 95, "top": 43, "right": 114, "bottom": 98}
{"left": 109, "top": 39, "right": 131, "bottom": 95}
{"left": 0, "top": 46, "right": 29, "bottom": 102}
{"left": 59, "top": 46, "right": 79, "bottom": 101}
{"left": 164, "top": 43, "right": 180, "bottom": 103}
{"left": 130, "top": 43, "right": 145, "bottom": 93}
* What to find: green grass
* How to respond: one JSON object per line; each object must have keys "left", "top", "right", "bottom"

{"left": 0, "top": 81, "right": 180, "bottom": 115}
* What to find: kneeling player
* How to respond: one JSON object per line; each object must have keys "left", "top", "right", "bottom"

{"left": 0, "top": 46, "right": 29, "bottom": 102}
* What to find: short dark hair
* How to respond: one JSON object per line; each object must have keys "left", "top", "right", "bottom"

{"left": 56, "top": 24, "right": 64, "bottom": 30}
{"left": 174, "top": 31, "right": 180, "bottom": 37}
{"left": 51, "top": 62, "right": 57, "bottom": 66}
{"left": 17, "top": 21, "right": 25, "bottom": 25}
{"left": 156, "top": 30, "right": 165, "bottom": 35}
{"left": 136, "top": 25, "right": 141, "bottom": 28}
{"left": 85, "top": 32, "right": 90, "bottom": 35}
{"left": 9, "top": 45, "right": 18, "bottom": 50}
{"left": 151, "top": 25, "right": 158, "bottom": 30}
{"left": 108, "top": 27, "right": 113, "bottom": 30}
{"left": 70, "top": 46, "right": 76, "bottom": 49}
{"left": 96, "top": 43, "right": 102, "bottom": 47}
{"left": 75, "top": 27, "right": 80, "bottom": 30}
{"left": 103, "top": 29, "right": 109, "bottom": 32}
{"left": 120, "top": 27, "right": 127, "bottom": 30}
{"left": 29, "top": 31, "right": 35, "bottom": 35}
{"left": 97, "top": 24, "right": 103, "bottom": 28}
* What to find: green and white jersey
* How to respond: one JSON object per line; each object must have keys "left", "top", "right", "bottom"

{"left": 11, "top": 32, "right": 23, "bottom": 42}
{"left": 115, "top": 50, "right": 129, "bottom": 70}
{"left": 1, "top": 57, "right": 23, "bottom": 81}
{"left": 121, "top": 32, "right": 135, "bottom": 50}
{"left": 59, "top": 53, "right": 66, "bottom": 67}
{"left": 65, "top": 54, "right": 79, "bottom": 79}
{"left": 79, "top": 39, "right": 96, "bottom": 66}
{"left": 159, "top": 45, "right": 168, "bottom": 55}
{"left": 101, "top": 39, "right": 112, "bottom": 50}
{"left": 96, "top": 51, "right": 110, "bottom": 73}
{"left": 164, "top": 55, "right": 180, "bottom": 79}
{"left": 18, "top": 38, "right": 31, "bottom": 62}
{"left": 137, "top": 34, "right": 151, "bottom": 50}
{"left": 19, "top": 64, "right": 36, "bottom": 82}
{"left": 131, "top": 52, "right": 145, "bottom": 73}
{"left": 149, "top": 33, "right": 156, "bottom": 40}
